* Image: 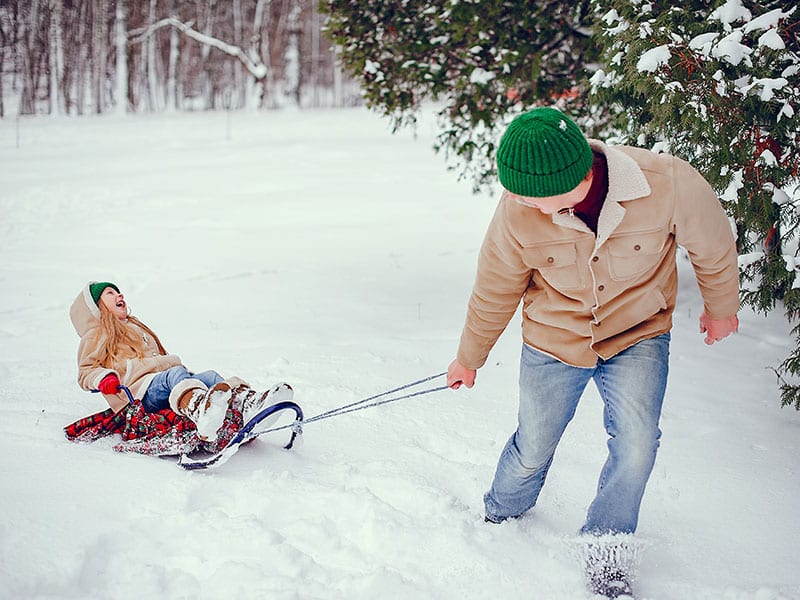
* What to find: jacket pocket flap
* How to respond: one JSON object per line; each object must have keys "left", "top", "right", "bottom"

{"left": 522, "top": 242, "right": 578, "bottom": 268}
{"left": 606, "top": 230, "right": 665, "bottom": 257}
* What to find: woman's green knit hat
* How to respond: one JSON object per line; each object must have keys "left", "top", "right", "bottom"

{"left": 496, "top": 107, "right": 593, "bottom": 197}
{"left": 89, "top": 281, "right": 119, "bottom": 305}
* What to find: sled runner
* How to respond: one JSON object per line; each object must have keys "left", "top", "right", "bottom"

{"left": 178, "top": 391, "right": 303, "bottom": 470}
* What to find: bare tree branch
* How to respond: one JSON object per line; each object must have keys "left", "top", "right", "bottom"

{"left": 129, "top": 16, "right": 267, "bottom": 80}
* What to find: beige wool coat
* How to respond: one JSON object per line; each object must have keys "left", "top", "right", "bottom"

{"left": 70, "top": 284, "right": 182, "bottom": 412}
{"left": 456, "top": 140, "right": 740, "bottom": 369}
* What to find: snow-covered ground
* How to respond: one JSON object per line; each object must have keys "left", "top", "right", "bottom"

{"left": 1, "top": 107, "right": 798, "bottom": 600}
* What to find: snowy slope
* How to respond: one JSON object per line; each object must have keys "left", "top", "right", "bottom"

{"left": 0, "top": 107, "right": 798, "bottom": 600}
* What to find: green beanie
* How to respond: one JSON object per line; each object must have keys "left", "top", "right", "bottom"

{"left": 496, "top": 107, "right": 593, "bottom": 197}
{"left": 89, "top": 281, "right": 119, "bottom": 305}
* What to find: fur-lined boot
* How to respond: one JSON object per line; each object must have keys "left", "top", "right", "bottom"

{"left": 169, "top": 378, "right": 232, "bottom": 441}
{"left": 239, "top": 382, "right": 294, "bottom": 424}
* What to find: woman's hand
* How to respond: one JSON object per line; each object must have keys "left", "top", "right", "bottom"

{"left": 97, "top": 373, "right": 121, "bottom": 394}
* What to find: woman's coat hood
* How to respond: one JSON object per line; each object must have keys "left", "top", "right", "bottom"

{"left": 70, "top": 282, "right": 103, "bottom": 337}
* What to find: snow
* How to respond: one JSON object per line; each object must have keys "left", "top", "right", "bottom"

{"left": 687, "top": 5, "right": 793, "bottom": 67}
{"left": 710, "top": 0, "right": 752, "bottom": 29}
{"left": 636, "top": 45, "right": 672, "bottom": 73}
{"left": 713, "top": 31, "right": 753, "bottom": 67}
{"left": 469, "top": 68, "right": 495, "bottom": 85}
{"left": 741, "top": 76, "right": 789, "bottom": 102}
{"left": 1, "top": 107, "right": 799, "bottom": 600}
{"left": 744, "top": 8, "right": 796, "bottom": 35}
{"left": 689, "top": 32, "right": 719, "bottom": 54}
{"left": 364, "top": 60, "right": 381, "bottom": 76}
{"left": 758, "top": 29, "right": 785, "bottom": 51}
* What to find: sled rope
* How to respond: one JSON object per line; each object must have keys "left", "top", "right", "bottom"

{"left": 92, "top": 373, "right": 450, "bottom": 439}
{"left": 261, "top": 372, "right": 449, "bottom": 435}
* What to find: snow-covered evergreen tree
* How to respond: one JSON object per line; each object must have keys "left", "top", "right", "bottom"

{"left": 322, "top": 0, "right": 598, "bottom": 191}
{"left": 591, "top": 0, "right": 799, "bottom": 407}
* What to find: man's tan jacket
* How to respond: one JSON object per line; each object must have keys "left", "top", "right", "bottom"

{"left": 456, "top": 140, "right": 740, "bottom": 369}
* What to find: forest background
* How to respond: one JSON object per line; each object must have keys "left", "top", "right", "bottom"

{"left": 1, "top": 0, "right": 359, "bottom": 116}
{"left": 2, "top": 0, "right": 799, "bottom": 410}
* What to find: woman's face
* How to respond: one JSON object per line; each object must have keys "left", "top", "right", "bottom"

{"left": 99, "top": 287, "right": 128, "bottom": 320}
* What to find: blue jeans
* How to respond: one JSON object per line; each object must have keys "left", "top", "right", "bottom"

{"left": 484, "top": 334, "right": 670, "bottom": 535}
{"left": 141, "top": 365, "right": 223, "bottom": 412}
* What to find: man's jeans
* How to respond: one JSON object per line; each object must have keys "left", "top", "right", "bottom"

{"left": 141, "top": 365, "right": 223, "bottom": 412}
{"left": 484, "top": 334, "right": 670, "bottom": 534}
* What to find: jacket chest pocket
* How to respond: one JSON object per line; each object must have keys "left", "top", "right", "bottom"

{"left": 605, "top": 230, "right": 667, "bottom": 281}
{"left": 522, "top": 242, "right": 584, "bottom": 291}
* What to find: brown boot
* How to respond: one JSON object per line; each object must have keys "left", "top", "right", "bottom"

{"left": 241, "top": 382, "right": 293, "bottom": 423}
{"left": 169, "top": 379, "right": 232, "bottom": 441}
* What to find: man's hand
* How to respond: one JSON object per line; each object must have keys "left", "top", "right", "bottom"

{"left": 700, "top": 311, "right": 739, "bottom": 345}
{"left": 447, "top": 359, "right": 476, "bottom": 389}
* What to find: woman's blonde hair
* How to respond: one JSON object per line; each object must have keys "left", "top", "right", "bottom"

{"left": 92, "top": 302, "right": 167, "bottom": 367}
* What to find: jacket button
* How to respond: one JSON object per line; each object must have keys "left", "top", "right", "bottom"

{"left": 592, "top": 256, "right": 599, "bottom": 262}
{"left": 634, "top": 244, "right": 641, "bottom": 251}
{"left": 547, "top": 256, "right": 554, "bottom": 263}
{"left": 598, "top": 285, "right": 605, "bottom": 291}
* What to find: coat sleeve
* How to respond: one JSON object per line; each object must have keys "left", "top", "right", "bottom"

{"left": 456, "top": 195, "right": 532, "bottom": 369}
{"left": 671, "top": 157, "right": 740, "bottom": 319}
{"left": 76, "top": 328, "right": 116, "bottom": 392}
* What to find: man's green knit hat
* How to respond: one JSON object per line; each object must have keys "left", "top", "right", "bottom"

{"left": 89, "top": 281, "right": 119, "bottom": 305}
{"left": 496, "top": 107, "right": 593, "bottom": 197}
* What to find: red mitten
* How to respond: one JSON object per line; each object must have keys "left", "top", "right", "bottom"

{"left": 98, "top": 373, "right": 120, "bottom": 395}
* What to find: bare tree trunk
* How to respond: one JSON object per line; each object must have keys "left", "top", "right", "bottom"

{"left": 250, "top": 0, "right": 271, "bottom": 109}
{"left": 49, "top": 0, "right": 66, "bottom": 115}
{"left": 267, "top": 0, "right": 293, "bottom": 106}
{"left": 165, "top": 0, "right": 179, "bottom": 111}
{"left": 177, "top": 16, "right": 190, "bottom": 109}
{"left": 10, "top": 1, "right": 20, "bottom": 95}
{"left": 331, "top": 46, "right": 343, "bottom": 108}
{"left": 91, "top": 0, "right": 107, "bottom": 113}
{"left": 74, "top": 0, "right": 88, "bottom": 115}
{"left": 232, "top": 0, "right": 244, "bottom": 109}
{"left": 146, "top": 0, "right": 161, "bottom": 111}
{"left": 286, "top": 0, "right": 301, "bottom": 107}
{"left": 0, "top": 10, "right": 7, "bottom": 118}
{"left": 114, "top": 0, "right": 128, "bottom": 115}
{"left": 200, "top": 0, "right": 216, "bottom": 109}
{"left": 310, "top": 0, "right": 319, "bottom": 107}
{"left": 18, "top": 0, "right": 41, "bottom": 115}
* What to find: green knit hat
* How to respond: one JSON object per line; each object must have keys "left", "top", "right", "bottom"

{"left": 496, "top": 107, "right": 593, "bottom": 197}
{"left": 89, "top": 281, "right": 119, "bottom": 305}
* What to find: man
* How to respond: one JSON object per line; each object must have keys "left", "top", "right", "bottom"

{"left": 447, "top": 108, "right": 739, "bottom": 598}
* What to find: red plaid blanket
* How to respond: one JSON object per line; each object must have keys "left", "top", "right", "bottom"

{"left": 64, "top": 400, "right": 245, "bottom": 456}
